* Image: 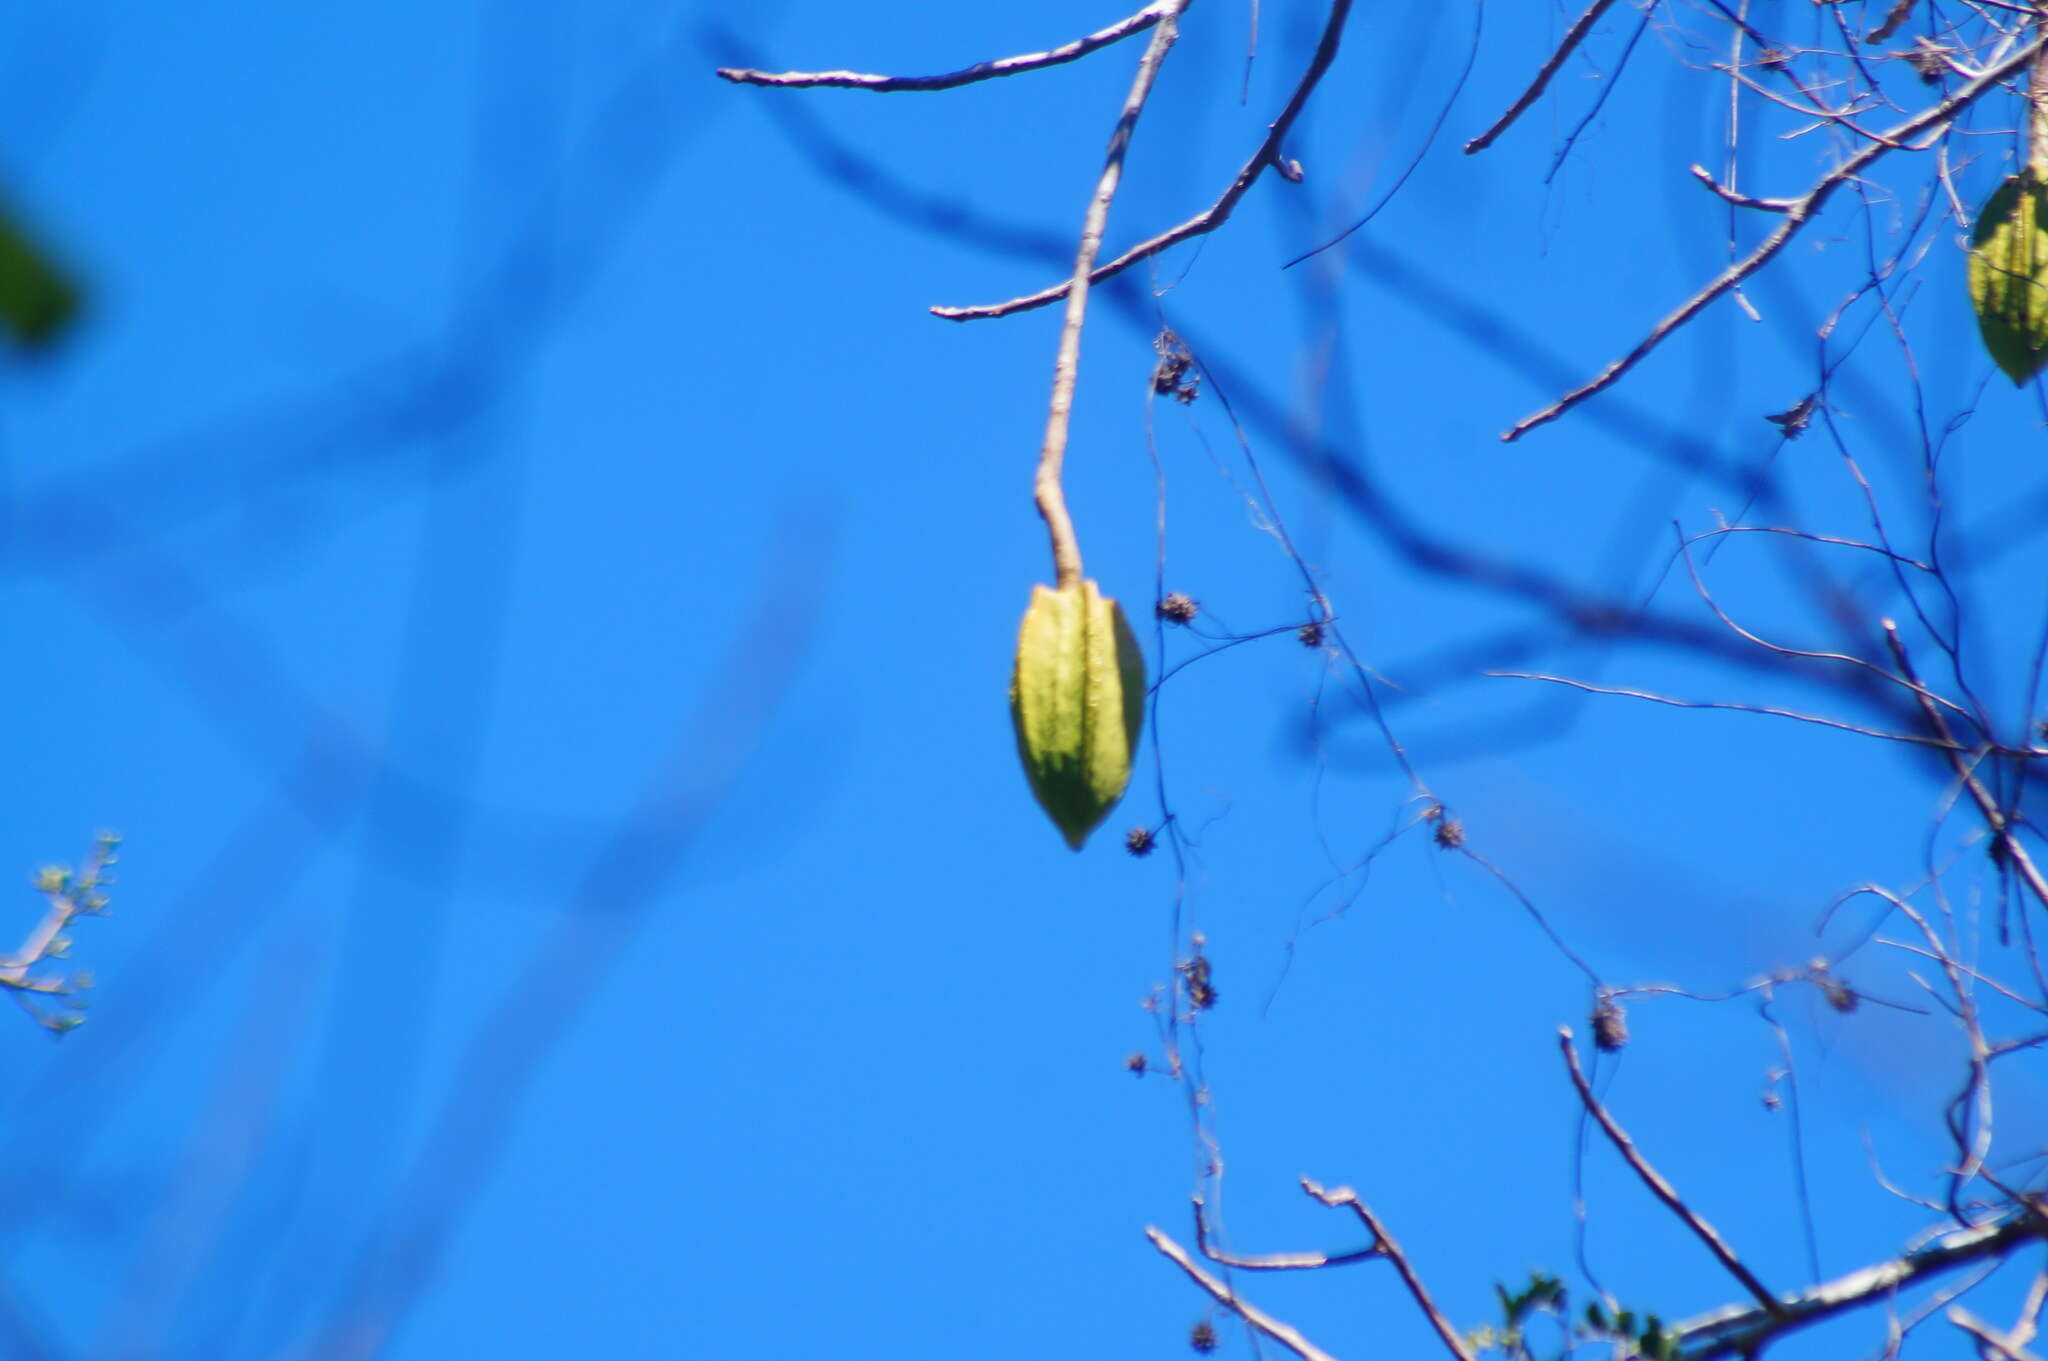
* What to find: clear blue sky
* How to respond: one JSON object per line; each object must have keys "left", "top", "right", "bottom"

{"left": 0, "top": 3, "right": 2042, "bottom": 1359}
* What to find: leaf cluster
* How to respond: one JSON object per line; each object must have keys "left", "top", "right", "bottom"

{"left": 1468, "top": 1273, "right": 1677, "bottom": 1361}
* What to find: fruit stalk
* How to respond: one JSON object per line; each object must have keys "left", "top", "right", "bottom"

{"left": 1032, "top": 3, "right": 1186, "bottom": 589}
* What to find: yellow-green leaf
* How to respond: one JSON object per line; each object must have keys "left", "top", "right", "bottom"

{"left": 1969, "top": 172, "right": 2048, "bottom": 384}
{"left": 1009, "top": 580, "right": 1145, "bottom": 850}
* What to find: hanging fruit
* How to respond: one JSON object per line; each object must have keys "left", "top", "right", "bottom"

{"left": 1010, "top": 579, "right": 1145, "bottom": 850}
{"left": 1969, "top": 171, "right": 2048, "bottom": 384}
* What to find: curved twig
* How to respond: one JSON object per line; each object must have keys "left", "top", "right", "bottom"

{"left": 715, "top": 3, "right": 1172, "bottom": 91}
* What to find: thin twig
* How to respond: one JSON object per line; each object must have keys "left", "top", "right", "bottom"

{"left": 1465, "top": 0, "right": 1617, "bottom": 154}
{"left": 1690, "top": 163, "right": 1795, "bottom": 211}
{"left": 1838, "top": 881, "right": 1995, "bottom": 1210}
{"left": 1146, "top": 1227, "right": 1343, "bottom": 1361}
{"left": 1883, "top": 619, "right": 2048, "bottom": 915}
{"left": 1674, "top": 523, "right": 1976, "bottom": 721}
{"left": 1878, "top": 937, "right": 2046, "bottom": 1011}
{"left": 1715, "top": 62, "right": 1908, "bottom": 149}
{"left": 1557, "top": 1028, "right": 1782, "bottom": 1313}
{"left": 1035, "top": 3, "right": 1190, "bottom": 586}
{"left": 1488, "top": 671, "right": 1970, "bottom": 750}
{"left": 1544, "top": 0, "right": 1647, "bottom": 184}
{"left": 714, "top": 3, "right": 1172, "bottom": 91}
{"left": 1456, "top": 844, "right": 1602, "bottom": 982}
{"left": 933, "top": 0, "right": 1353, "bottom": 322}
{"left": 1950, "top": 1306, "right": 2047, "bottom": 1361}
{"left": 1505, "top": 35, "right": 2048, "bottom": 441}
{"left": 1301, "top": 1180, "right": 1479, "bottom": 1361}
{"left": 1683, "top": 523, "right": 1932, "bottom": 570}
{"left": 1192, "top": 1196, "right": 1376, "bottom": 1270}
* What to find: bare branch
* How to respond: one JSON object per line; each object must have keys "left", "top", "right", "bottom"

{"left": 1192, "top": 1197, "right": 1375, "bottom": 1270}
{"left": 1676, "top": 1207, "right": 2048, "bottom": 1360}
{"left": 1301, "top": 1181, "right": 1478, "bottom": 1361}
{"left": 1146, "top": 1226, "right": 1343, "bottom": 1361}
{"left": 1883, "top": 619, "right": 2048, "bottom": 915}
{"left": 1465, "top": 0, "right": 1617, "bottom": 154}
{"left": 714, "top": 3, "right": 1172, "bottom": 91}
{"left": 1690, "top": 163, "right": 1795, "bottom": 212}
{"left": 932, "top": 0, "right": 1353, "bottom": 322}
{"left": 1505, "top": 35, "right": 2048, "bottom": 441}
{"left": 1557, "top": 1028, "right": 1781, "bottom": 1313}
{"left": 1950, "top": 1306, "right": 2047, "bottom": 1361}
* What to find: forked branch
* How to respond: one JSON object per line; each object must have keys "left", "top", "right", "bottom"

{"left": 1147, "top": 1226, "right": 1343, "bottom": 1361}
{"left": 1301, "top": 1180, "right": 1478, "bottom": 1361}
{"left": 932, "top": 0, "right": 1354, "bottom": 322}
{"left": 1675, "top": 1205, "right": 2048, "bottom": 1360}
{"left": 1882, "top": 619, "right": 2048, "bottom": 915}
{"left": 1505, "top": 34, "right": 2048, "bottom": 441}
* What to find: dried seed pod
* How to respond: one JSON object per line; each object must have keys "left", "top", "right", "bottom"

{"left": 1010, "top": 580, "right": 1145, "bottom": 850}
{"left": 1969, "top": 173, "right": 2048, "bottom": 384}
{"left": 1591, "top": 995, "right": 1629, "bottom": 1053}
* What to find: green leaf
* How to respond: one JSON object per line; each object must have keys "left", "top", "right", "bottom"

{"left": 1010, "top": 579, "right": 1145, "bottom": 849}
{"left": 0, "top": 202, "right": 79, "bottom": 349}
{"left": 1969, "top": 172, "right": 2048, "bottom": 384}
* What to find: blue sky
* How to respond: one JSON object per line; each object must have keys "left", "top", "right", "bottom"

{"left": 0, "top": 2, "right": 2043, "bottom": 1359}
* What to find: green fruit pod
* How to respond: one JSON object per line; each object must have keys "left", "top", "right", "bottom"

{"left": 1009, "top": 579, "right": 1145, "bottom": 850}
{"left": 1969, "top": 172, "right": 2048, "bottom": 384}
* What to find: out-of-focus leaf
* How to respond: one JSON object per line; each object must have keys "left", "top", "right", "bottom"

{"left": 0, "top": 201, "right": 80, "bottom": 349}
